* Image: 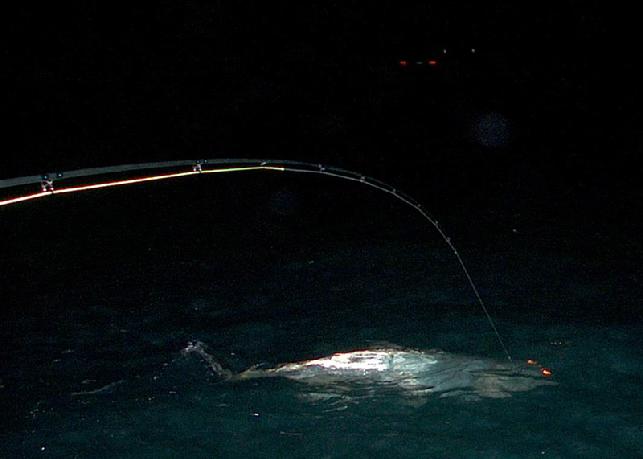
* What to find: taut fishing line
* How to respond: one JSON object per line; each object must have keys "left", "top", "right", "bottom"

{"left": 0, "top": 158, "right": 512, "bottom": 360}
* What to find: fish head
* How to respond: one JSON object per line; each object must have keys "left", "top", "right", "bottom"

{"left": 467, "top": 357, "right": 558, "bottom": 398}
{"left": 522, "top": 358, "right": 555, "bottom": 379}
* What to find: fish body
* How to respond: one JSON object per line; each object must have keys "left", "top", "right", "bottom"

{"left": 184, "top": 342, "right": 556, "bottom": 400}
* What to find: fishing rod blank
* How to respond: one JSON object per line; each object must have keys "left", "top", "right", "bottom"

{"left": 0, "top": 158, "right": 512, "bottom": 360}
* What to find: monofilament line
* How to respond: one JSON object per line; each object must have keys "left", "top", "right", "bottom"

{"left": 272, "top": 163, "right": 513, "bottom": 361}
{"left": 0, "top": 158, "right": 512, "bottom": 360}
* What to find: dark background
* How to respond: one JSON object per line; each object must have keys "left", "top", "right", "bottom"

{"left": 2, "top": 5, "right": 642, "bottom": 454}
{"left": 4, "top": 2, "right": 641, "bottom": 249}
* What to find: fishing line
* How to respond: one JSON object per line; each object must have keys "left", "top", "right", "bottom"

{"left": 0, "top": 158, "right": 512, "bottom": 360}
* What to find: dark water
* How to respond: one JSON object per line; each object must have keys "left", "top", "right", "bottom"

{"left": 1, "top": 175, "right": 641, "bottom": 458}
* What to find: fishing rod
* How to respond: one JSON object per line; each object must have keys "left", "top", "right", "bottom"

{"left": 0, "top": 158, "right": 512, "bottom": 360}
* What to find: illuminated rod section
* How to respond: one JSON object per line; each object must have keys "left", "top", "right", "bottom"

{"left": 0, "top": 158, "right": 511, "bottom": 361}
{"left": 0, "top": 166, "right": 284, "bottom": 207}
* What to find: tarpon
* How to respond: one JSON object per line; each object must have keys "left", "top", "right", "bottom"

{"left": 183, "top": 341, "right": 557, "bottom": 401}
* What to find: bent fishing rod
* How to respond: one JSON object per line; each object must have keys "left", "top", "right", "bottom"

{"left": 0, "top": 158, "right": 512, "bottom": 360}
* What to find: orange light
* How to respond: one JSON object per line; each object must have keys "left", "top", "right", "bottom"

{"left": 399, "top": 60, "right": 408, "bottom": 67}
{"left": 541, "top": 368, "right": 553, "bottom": 377}
{"left": 527, "top": 359, "right": 538, "bottom": 365}
{"left": 0, "top": 191, "right": 51, "bottom": 206}
{"left": 54, "top": 170, "right": 199, "bottom": 195}
{"left": 427, "top": 60, "right": 438, "bottom": 66}
{"left": 0, "top": 166, "right": 285, "bottom": 207}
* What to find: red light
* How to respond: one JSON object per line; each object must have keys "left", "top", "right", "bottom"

{"left": 541, "top": 368, "right": 553, "bottom": 377}
{"left": 427, "top": 60, "right": 438, "bottom": 66}
{"left": 399, "top": 60, "right": 408, "bottom": 67}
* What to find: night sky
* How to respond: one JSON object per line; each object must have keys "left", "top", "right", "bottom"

{"left": 5, "top": 3, "right": 641, "bottom": 233}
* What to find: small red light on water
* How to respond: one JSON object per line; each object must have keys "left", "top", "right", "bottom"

{"left": 428, "top": 60, "right": 438, "bottom": 66}
{"left": 541, "top": 368, "right": 553, "bottom": 377}
{"left": 399, "top": 60, "right": 408, "bottom": 67}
